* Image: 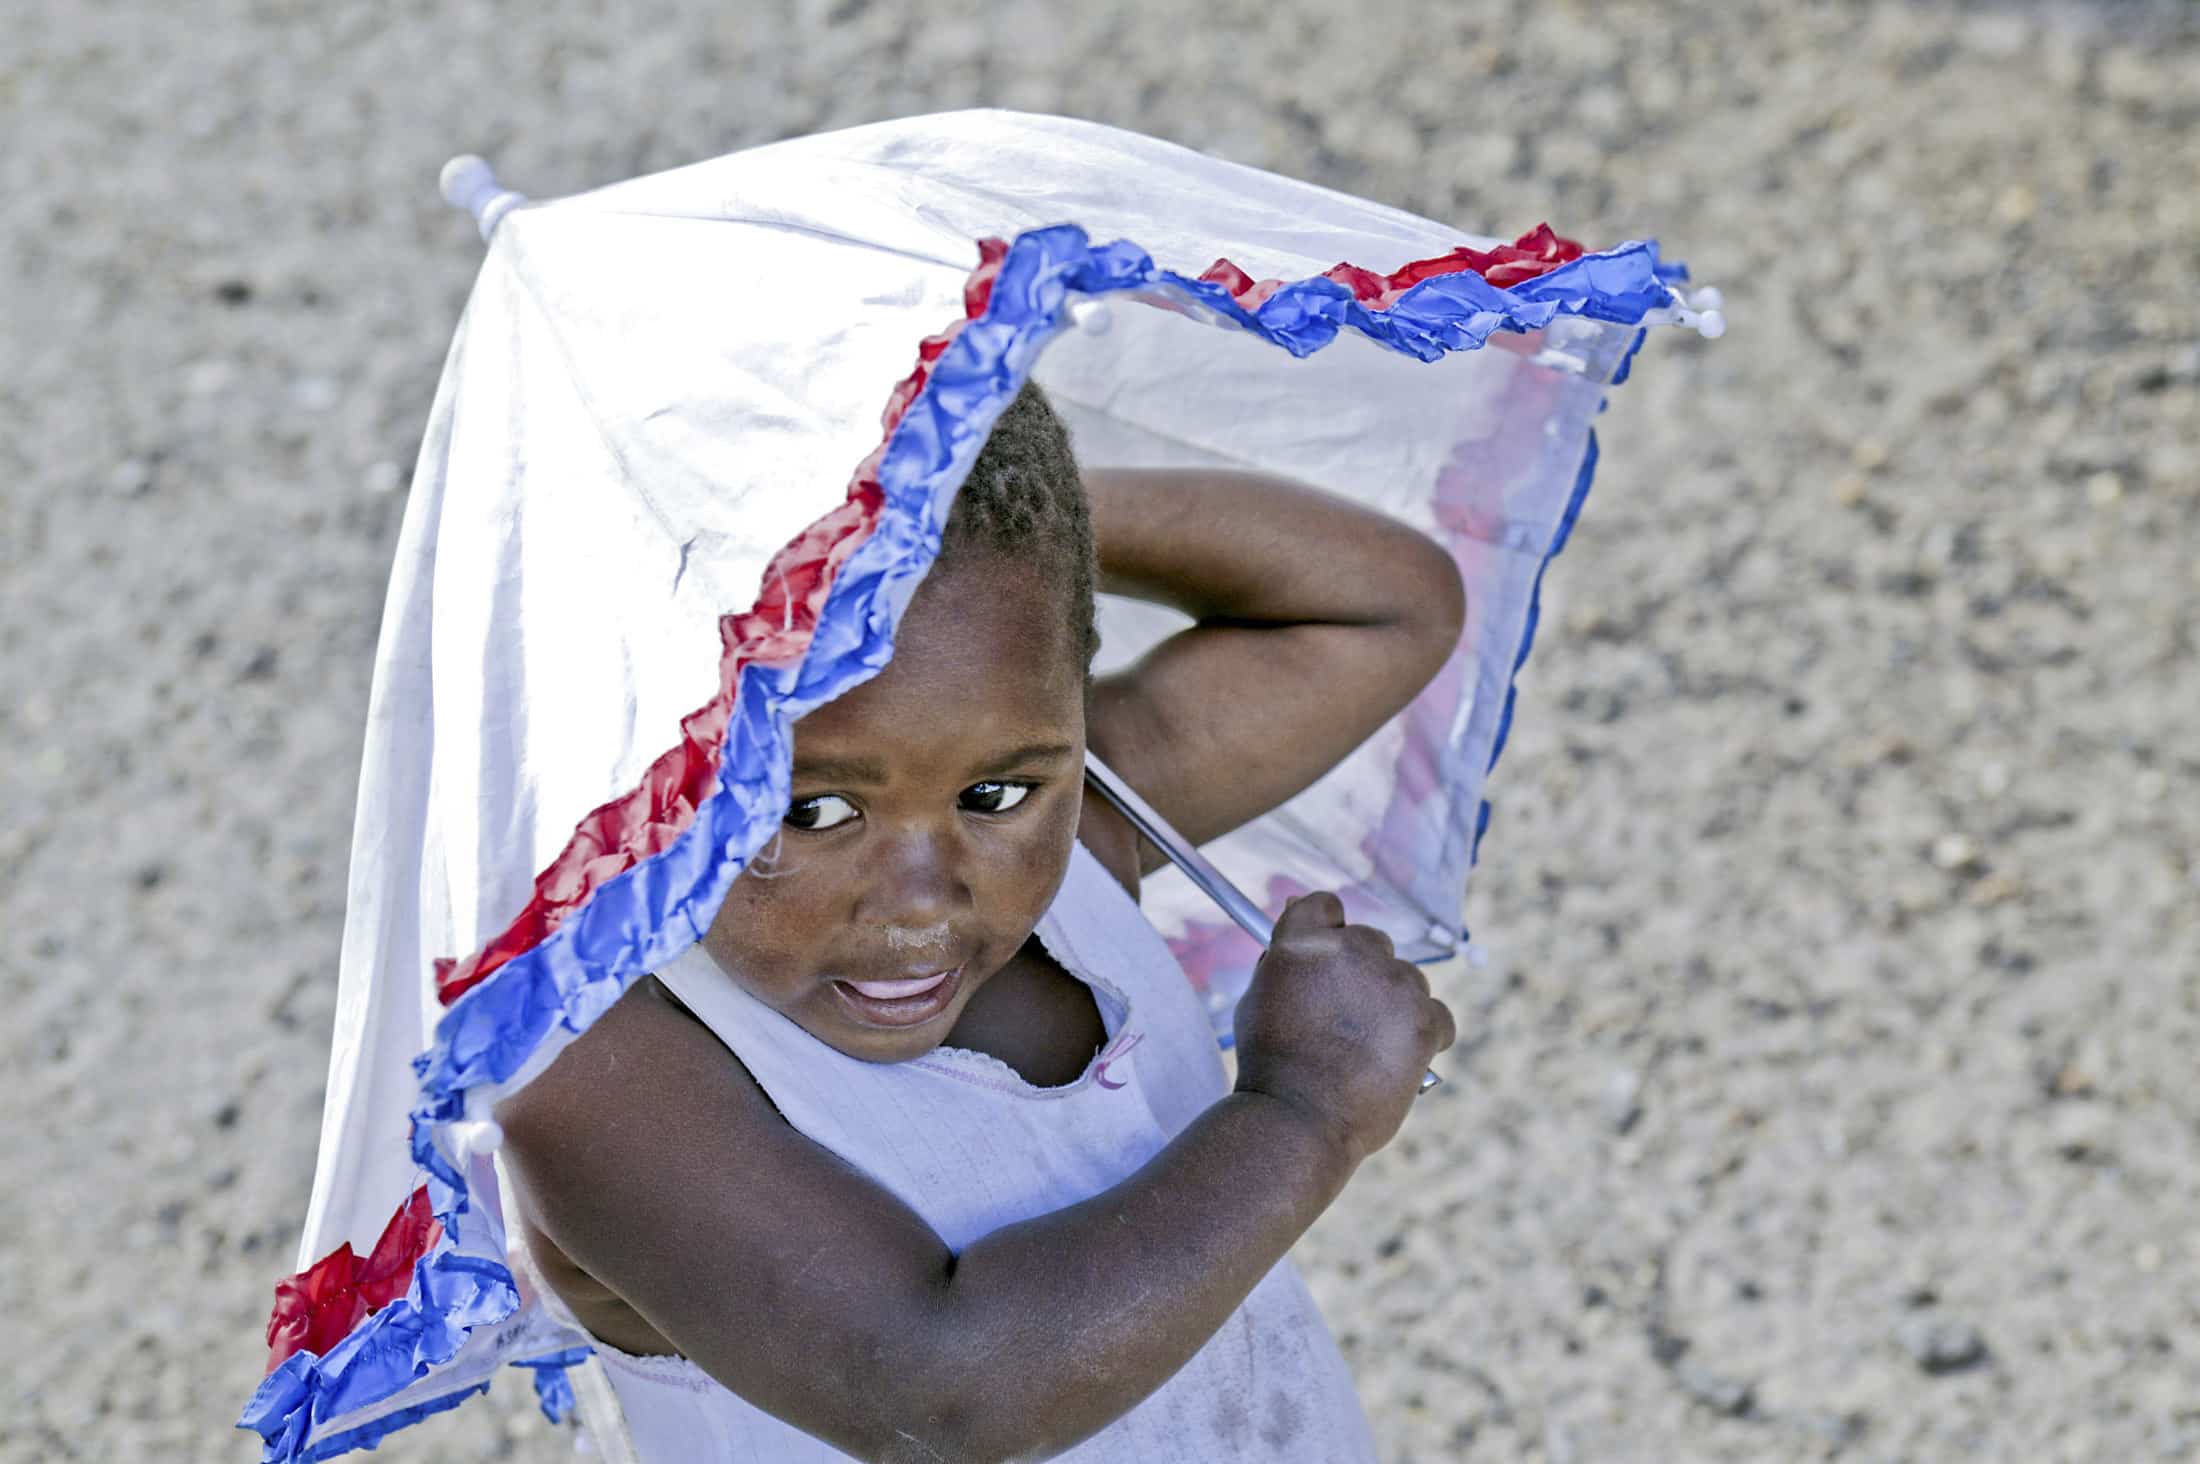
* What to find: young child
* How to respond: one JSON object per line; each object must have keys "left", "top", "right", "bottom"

{"left": 495, "top": 380, "right": 1464, "bottom": 1461}
{"left": 247, "top": 111, "right": 1695, "bottom": 1464}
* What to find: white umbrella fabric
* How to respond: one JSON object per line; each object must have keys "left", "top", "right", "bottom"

{"left": 239, "top": 110, "right": 1716, "bottom": 1461}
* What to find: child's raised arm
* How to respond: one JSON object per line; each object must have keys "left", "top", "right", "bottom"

{"left": 1081, "top": 468, "right": 1466, "bottom": 875}
{"left": 499, "top": 893, "right": 1453, "bottom": 1462}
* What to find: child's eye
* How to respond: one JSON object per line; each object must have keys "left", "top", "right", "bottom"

{"left": 785, "top": 794, "right": 859, "bottom": 832}
{"left": 960, "top": 781, "right": 1034, "bottom": 815}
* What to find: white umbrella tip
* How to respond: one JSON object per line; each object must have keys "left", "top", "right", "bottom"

{"left": 438, "top": 156, "right": 527, "bottom": 243}
{"left": 439, "top": 155, "right": 496, "bottom": 206}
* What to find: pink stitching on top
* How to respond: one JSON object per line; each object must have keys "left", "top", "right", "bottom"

{"left": 1092, "top": 1030, "right": 1145, "bottom": 1090}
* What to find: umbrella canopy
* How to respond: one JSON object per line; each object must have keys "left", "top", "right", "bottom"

{"left": 240, "top": 109, "right": 1712, "bottom": 1461}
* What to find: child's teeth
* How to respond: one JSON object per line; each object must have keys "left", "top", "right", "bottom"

{"left": 848, "top": 970, "right": 951, "bottom": 1000}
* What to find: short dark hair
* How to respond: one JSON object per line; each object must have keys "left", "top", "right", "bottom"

{"left": 941, "top": 379, "right": 1099, "bottom": 672}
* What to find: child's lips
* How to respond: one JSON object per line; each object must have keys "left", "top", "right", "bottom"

{"left": 845, "top": 970, "right": 953, "bottom": 1000}
{"left": 831, "top": 965, "right": 963, "bottom": 1027}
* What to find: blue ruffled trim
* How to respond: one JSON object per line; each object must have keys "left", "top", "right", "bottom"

{"left": 512, "top": 1346, "right": 593, "bottom": 1423}
{"left": 1610, "top": 327, "right": 1649, "bottom": 388}
{"left": 1154, "top": 239, "right": 1675, "bottom": 362}
{"left": 1470, "top": 428, "right": 1603, "bottom": 868}
{"left": 1466, "top": 255, "right": 1688, "bottom": 865}
{"left": 238, "top": 1237, "right": 519, "bottom": 1463}
{"left": 299, "top": 1385, "right": 488, "bottom": 1462}
{"left": 243, "top": 222, "right": 1681, "bottom": 1461}
{"left": 239, "top": 1362, "right": 488, "bottom": 1464}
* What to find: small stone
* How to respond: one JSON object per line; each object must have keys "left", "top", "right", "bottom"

{"left": 1961, "top": 13, "right": 2030, "bottom": 55}
{"left": 1993, "top": 184, "right": 2037, "bottom": 225}
{"left": 2050, "top": 1064, "right": 2095, "bottom": 1098}
{"left": 2136, "top": 1244, "right": 2163, "bottom": 1272}
{"left": 1602, "top": 1068, "right": 1644, "bottom": 1134}
{"left": 1563, "top": 604, "right": 1613, "bottom": 637}
{"left": 1977, "top": 762, "right": 2011, "bottom": 797}
{"left": 184, "top": 358, "right": 234, "bottom": 397}
{"left": 364, "top": 459, "right": 405, "bottom": 495}
{"left": 108, "top": 457, "right": 156, "bottom": 497}
{"left": 290, "top": 374, "right": 340, "bottom": 413}
{"left": 1851, "top": 437, "right": 1890, "bottom": 471}
{"left": 213, "top": 278, "right": 254, "bottom": 305}
{"left": 1930, "top": 833, "right": 1981, "bottom": 872}
{"left": 1805, "top": 1410, "right": 1869, "bottom": 1447}
{"left": 2023, "top": 361, "right": 2066, "bottom": 405}
{"left": 2085, "top": 471, "right": 2124, "bottom": 507}
{"left": 1677, "top": 1366, "right": 1753, "bottom": 1416}
{"left": 2049, "top": 1103, "right": 2111, "bottom": 1162}
{"left": 1896, "top": 1315, "right": 1988, "bottom": 1375}
{"left": 1833, "top": 474, "right": 1868, "bottom": 507}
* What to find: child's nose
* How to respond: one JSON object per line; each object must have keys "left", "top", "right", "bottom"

{"left": 867, "top": 826, "right": 968, "bottom": 927}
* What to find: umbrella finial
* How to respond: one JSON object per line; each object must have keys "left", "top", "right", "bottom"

{"left": 1651, "top": 282, "right": 1728, "bottom": 339}
{"left": 439, "top": 155, "right": 528, "bottom": 242}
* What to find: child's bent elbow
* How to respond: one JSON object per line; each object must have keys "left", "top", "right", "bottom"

{"left": 866, "top": 1376, "right": 1111, "bottom": 1464}
{"left": 844, "top": 1364, "right": 1057, "bottom": 1464}
{"left": 1400, "top": 535, "right": 1468, "bottom": 653}
{"left": 1431, "top": 546, "right": 1468, "bottom": 641}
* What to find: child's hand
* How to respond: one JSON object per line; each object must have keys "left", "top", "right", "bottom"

{"left": 1231, "top": 892, "right": 1458, "bottom": 1167}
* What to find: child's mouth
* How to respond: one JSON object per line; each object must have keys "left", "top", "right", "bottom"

{"left": 832, "top": 965, "right": 962, "bottom": 1027}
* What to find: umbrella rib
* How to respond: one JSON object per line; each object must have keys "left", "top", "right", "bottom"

{"left": 494, "top": 235, "right": 728, "bottom": 601}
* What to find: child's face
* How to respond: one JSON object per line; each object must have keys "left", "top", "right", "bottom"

{"left": 699, "top": 551, "right": 1087, "bottom": 1063}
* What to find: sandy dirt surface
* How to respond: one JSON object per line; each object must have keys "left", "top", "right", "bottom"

{"left": 5, "top": 1, "right": 2196, "bottom": 1459}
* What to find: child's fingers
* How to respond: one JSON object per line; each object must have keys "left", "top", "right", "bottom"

{"left": 1423, "top": 997, "right": 1459, "bottom": 1055}
{"left": 1274, "top": 890, "right": 1346, "bottom": 935}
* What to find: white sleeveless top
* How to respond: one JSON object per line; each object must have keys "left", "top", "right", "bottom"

{"left": 564, "top": 839, "right": 1377, "bottom": 1462}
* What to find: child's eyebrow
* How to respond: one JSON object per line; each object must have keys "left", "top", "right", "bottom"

{"left": 971, "top": 741, "right": 1078, "bottom": 776}
{"left": 790, "top": 741, "right": 1077, "bottom": 788}
{"left": 790, "top": 754, "right": 891, "bottom": 786}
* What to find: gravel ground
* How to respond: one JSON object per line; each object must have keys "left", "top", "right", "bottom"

{"left": 5, "top": 1, "right": 2196, "bottom": 1460}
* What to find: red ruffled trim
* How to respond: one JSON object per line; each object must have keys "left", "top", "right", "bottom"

{"left": 432, "top": 238, "right": 1012, "bottom": 1008}
{"left": 1196, "top": 223, "right": 1585, "bottom": 310}
{"left": 266, "top": 239, "right": 1016, "bottom": 1375}
{"left": 265, "top": 1187, "right": 441, "bottom": 1372}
